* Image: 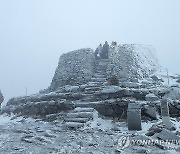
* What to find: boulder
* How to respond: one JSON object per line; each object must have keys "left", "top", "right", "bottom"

{"left": 151, "top": 75, "right": 159, "bottom": 81}
{"left": 144, "top": 106, "right": 157, "bottom": 120}
{"left": 145, "top": 93, "right": 159, "bottom": 101}
{"left": 157, "top": 129, "right": 180, "bottom": 140}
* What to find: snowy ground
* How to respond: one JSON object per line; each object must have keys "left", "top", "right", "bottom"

{"left": 0, "top": 114, "right": 179, "bottom": 154}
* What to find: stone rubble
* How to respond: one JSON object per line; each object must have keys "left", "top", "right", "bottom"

{"left": 0, "top": 45, "right": 180, "bottom": 153}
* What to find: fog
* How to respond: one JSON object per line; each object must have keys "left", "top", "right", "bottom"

{"left": 0, "top": 0, "right": 180, "bottom": 104}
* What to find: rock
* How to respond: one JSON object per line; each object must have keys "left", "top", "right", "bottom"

{"left": 64, "top": 118, "right": 89, "bottom": 123}
{"left": 151, "top": 75, "right": 159, "bottom": 81}
{"left": 175, "top": 131, "right": 180, "bottom": 136}
{"left": 144, "top": 106, "right": 157, "bottom": 120}
{"left": 145, "top": 93, "right": 159, "bottom": 101}
{"left": 145, "top": 130, "right": 155, "bottom": 136}
{"left": 62, "top": 122, "right": 84, "bottom": 129}
{"left": 120, "top": 82, "right": 140, "bottom": 88}
{"left": 149, "top": 125, "right": 162, "bottom": 133}
{"left": 176, "top": 78, "right": 180, "bottom": 83}
{"left": 171, "top": 84, "right": 179, "bottom": 88}
{"left": 2, "top": 99, "right": 74, "bottom": 116}
{"left": 130, "top": 78, "right": 139, "bottom": 83}
{"left": 64, "top": 85, "right": 80, "bottom": 93}
{"left": 124, "top": 88, "right": 134, "bottom": 96}
{"left": 176, "top": 147, "right": 180, "bottom": 152}
{"left": 136, "top": 149, "right": 148, "bottom": 153}
{"left": 67, "top": 112, "right": 93, "bottom": 119}
{"left": 157, "top": 129, "right": 180, "bottom": 140}
{"left": 73, "top": 107, "right": 94, "bottom": 112}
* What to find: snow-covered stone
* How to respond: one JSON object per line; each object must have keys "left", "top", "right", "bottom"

{"left": 145, "top": 93, "right": 159, "bottom": 101}
{"left": 164, "top": 87, "right": 180, "bottom": 100}
{"left": 144, "top": 106, "right": 157, "bottom": 120}
{"left": 157, "top": 129, "right": 180, "bottom": 140}
{"left": 120, "top": 82, "right": 140, "bottom": 88}
{"left": 107, "top": 44, "right": 162, "bottom": 82}
{"left": 64, "top": 85, "right": 80, "bottom": 93}
{"left": 50, "top": 48, "right": 95, "bottom": 90}
{"left": 2, "top": 99, "right": 74, "bottom": 116}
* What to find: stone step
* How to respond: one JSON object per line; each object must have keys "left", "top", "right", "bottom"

{"left": 81, "top": 93, "right": 95, "bottom": 98}
{"left": 73, "top": 107, "right": 94, "bottom": 112}
{"left": 62, "top": 122, "right": 84, "bottom": 129}
{"left": 94, "top": 72, "right": 107, "bottom": 76}
{"left": 67, "top": 112, "right": 94, "bottom": 118}
{"left": 75, "top": 101, "right": 101, "bottom": 108}
{"left": 64, "top": 118, "right": 90, "bottom": 123}
{"left": 87, "top": 82, "right": 100, "bottom": 86}
{"left": 87, "top": 82, "right": 104, "bottom": 87}
{"left": 83, "top": 91, "right": 96, "bottom": 95}
{"left": 93, "top": 74, "right": 106, "bottom": 78}
{"left": 91, "top": 78, "right": 106, "bottom": 82}
{"left": 80, "top": 96, "right": 98, "bottom": 102}
{"left": 85, "top": 87, "right": 101, "bottom": 91}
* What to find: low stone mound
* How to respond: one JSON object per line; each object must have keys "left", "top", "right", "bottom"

{"left": 50, "top": 48, "right": 95, "bottom": 91}
{"left": 2, "top": 44, "right": 180, "bottom": 120}
{"left": 107, "top": 44, "right": 162, "bottom": 81}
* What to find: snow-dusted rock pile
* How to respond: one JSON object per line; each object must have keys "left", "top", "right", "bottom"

{"left": 107, "top": 44, "right": 161, "bottom": 81}
{"left": 1, "top": 44, "right": 180, "bottom": 119}
{"left": 2, "top": 95, "right": 74, "bottom": 116}
{"left": 50, "top": 48, "right": 95, "bottom": 90}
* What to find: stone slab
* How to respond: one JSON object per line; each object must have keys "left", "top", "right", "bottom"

{"left": 64, "top": 118, "right": 89, "bottom": 123}
{"left": 127, "top": 103, "right": 142, "bottom": 131}
{"left": 145, "top": 106, "right": 157, "bottom": 120}
{"left": 157, "top": 129, "right": 180, "bottom": 140}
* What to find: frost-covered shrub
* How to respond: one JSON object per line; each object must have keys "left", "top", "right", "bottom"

{"left": 50, "top": 48, "right": 95, "bottom": 90}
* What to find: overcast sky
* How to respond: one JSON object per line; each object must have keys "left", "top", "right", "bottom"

{"left": 0, "top": 0, "right": 180, "bottom": 104}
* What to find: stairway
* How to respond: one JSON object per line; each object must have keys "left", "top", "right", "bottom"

{"left": 62, "top": 59, "right": 109, "bottom": 129}
{"left": 92, "top": 59, "right": 109, "bottom": 84}
{"left": 83, "top": 59, "right": 109, "bottom": 94}
{"left": 62, "top": 107, "right": 98, "bottom": 129}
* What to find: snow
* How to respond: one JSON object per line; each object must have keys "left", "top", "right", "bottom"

{"left": 0, "top": 114, "right": 19, "bottom": 125}
{"left": 133, "top": 44, "right": 162, "bottom": 75}
{"left": 0, "top": 114, "right": 35, "bottom": 125}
